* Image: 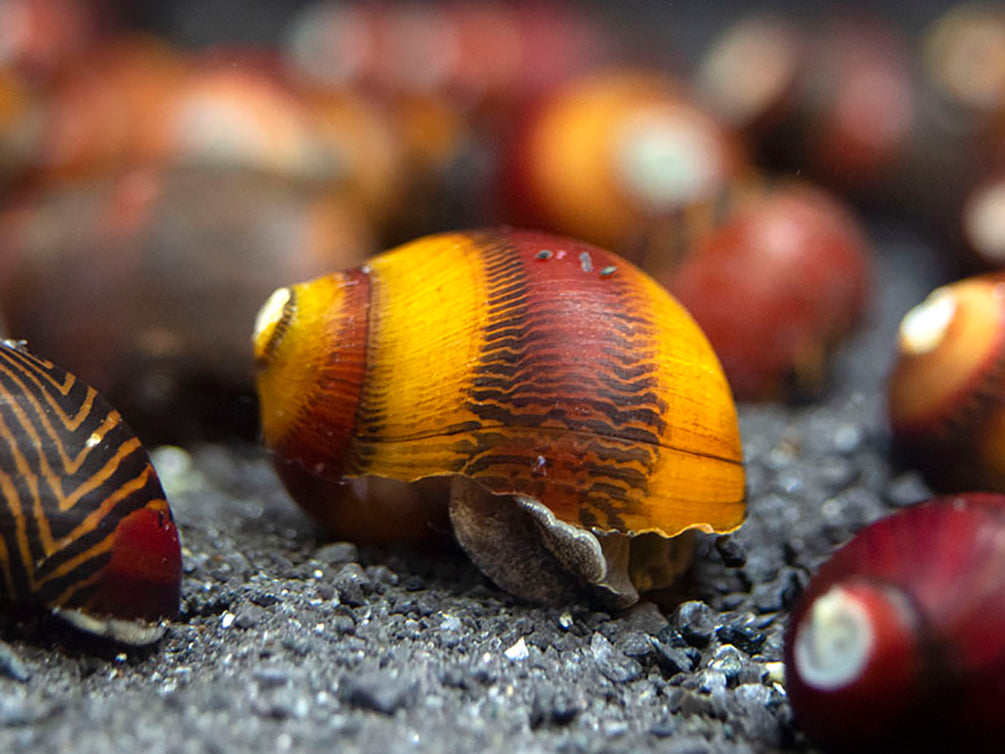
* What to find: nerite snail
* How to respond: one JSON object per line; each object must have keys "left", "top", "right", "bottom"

{"left": 253, "top": 228, "right": 746, "bottom": 606}
{"left": 0, "top": 340, "right": 181, "bottom": 644}
{"left": 887, "top": 273, "right": 1005, "bottom": 491}
{"left": 784, "top": 493, "right": 1005, "bottom": 753}
{"left": 657, "top": 178, "right": 870, "bottom": 401}
{"left": 498, "top": 69, "right": 748, "bottom": 257}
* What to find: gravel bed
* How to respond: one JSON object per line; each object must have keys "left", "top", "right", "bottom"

{"left": 0, "top": 217, "right": 951, "bottom": 753}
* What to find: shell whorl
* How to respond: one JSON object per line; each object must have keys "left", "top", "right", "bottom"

{"left": 0, "top": 341, "right": 181, "bottom": 628}
{"left": 254, "top": 229, "right": 745, "bottom": 537}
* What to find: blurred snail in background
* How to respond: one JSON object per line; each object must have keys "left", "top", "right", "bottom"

{"left": 282, "top": 1, "right": 619, "bottom": 239}
{"left": 921, "top": 5, "right": 1005, "bottom": 126}
{"left": 0, "top": 166, "right": 375, "bottom": 439}
{"left": 1, "top": 37, "right": 409, "bottom": 226}
{"left": 784, "top": 493, "right": 1005, "bottom": 753}
{"left": 654, "top": 178, "right": 870, "bottom": 401}
{"left": 253, "top": 228, "right": 745, "bottom": 606}
{"left": 18, "top": 34, "right": 189, "bottom": 185}
{"left": 696, "top": 11, "right": 916, "bottom": 205}
{"left": 0, "top": 0, "right": 101, "bottom": 85}
{"left": 497, "top": 69, "right": 748, "bottom": 258}
{"left": 0, "top": 340, "right": 181, "bottom": 645}
{"left": 282, "top": 0, "right": 616, "bottom": 126}
{"left": 888, "top": 273, "right": 1005, "bottom": 492}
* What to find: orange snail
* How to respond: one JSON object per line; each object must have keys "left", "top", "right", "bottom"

{"left": 0, "top": 340, "right": 181, "bottom": 644}
{"left": 253, "top": 228, "right": 745, "bottom": 606}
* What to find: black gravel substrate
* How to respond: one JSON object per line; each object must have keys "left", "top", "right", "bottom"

{"left": 0, "top": 217, "right": 951, "bottom": 753}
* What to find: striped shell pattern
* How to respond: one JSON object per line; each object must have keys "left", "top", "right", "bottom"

{"left": 0, "top": 341, "right": 181, "bottom": 643}
{"left": 254, "top": 229, "right": 745, "bottom": 543}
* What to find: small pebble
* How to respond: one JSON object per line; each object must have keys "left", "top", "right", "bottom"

{"left": 885, "top": 470, "right": 931, "bottom": 507}
{"left": 504, "top": 638, "right": 529, "bottom": 662}
{"left": 281, "top": 635, "right": 312, "bottom": 657}
{"left": 315, "top": 542, "right": 359, "bottom": 566}
{"left": 253, "top": 666, "right": 292, "bottom": 689}
{"left": 330, "top": 609, "right": 357, "bottom": 635}
{"left": 673, "top": 601, "right": 716, "bottom": 648}
{"left": 0, "top": 695, "right": 55, "bottom": 726}
{"left": 649, "top": 717, "right": 679, "bottom": 738}
{"left": 652, "top": 640, "right": 700, "bottom": 677}
{"left": 709, "top": 645, "right": 744, "bottom": 687}
{"left": 529, "top": 686, "right": 580, "bottom": 728}
{"left": 333, "top": 563, "right": 373, "bottom": 607}
{"left": 590, "top": 633, "right": 642, "bottom": 684}
{"left": 715, "top": 536, "right": 748, "bottom": 568}
{"left": 339, "top": 672, "right": 417, "bottom": 715}
{"left": 716, "top": 621, "right": 767, "bottom": 657}
{"left": 249, "top": 592, "right": 281, "bottom": 608}
{"left": 619, "top": 631, "right": 655, "bottom": 661}
{"left": 833, "top": 423, "right": 864, "bottom": 454}
{"left": 232, "top": 604, "right": 266, "bottom": 629}
{"left": 0, "top": 642, "right": 30, "bottom": 682}
{"left": 403, "top": 575, "right": 426, "bottom": 592}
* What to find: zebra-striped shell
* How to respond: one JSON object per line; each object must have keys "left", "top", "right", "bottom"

{"left": 0, "top": 341, "right": 180, "bottom": 644}
{"left": 253, "top": 229, "right": 745, "bottom": 572}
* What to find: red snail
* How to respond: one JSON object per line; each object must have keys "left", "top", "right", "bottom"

{"left": 656, "top": 178, "right": 870, "bottom": 401}
{"left": 784, "top": 493, "right": 1005, "bottom": 753}
{"left": 0, "top": 340, "right": 181, "bottom": 644}
{"left": 253, "top": 229, "right": 746, "bottom": 606}
{"left": 888, "top": 273, "right": 1005, "bottom": 491}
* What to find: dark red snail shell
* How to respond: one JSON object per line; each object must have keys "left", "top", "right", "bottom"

{"left": 657, "top": 179, "right": 870, "bottom": 401}
{"left": 0, "top": 340, "right": 181, "bottom": 644}
{"left": 253, "top": 228, "right": 746, "bottom": 606}
{"left": 784, "top": 494, "right": 1005, "bottom": 753}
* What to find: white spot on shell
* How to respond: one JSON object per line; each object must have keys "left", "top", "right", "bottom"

{"left": 54, "top": 607, "right": 167, "bottom": 646}
{"left": 254, "top": 287, "right": 292, "bottom": 342}
{"left": 898, "top": 288, "right": 957, "bottom": 355}
{"left": 966, "top": 181, "right": 1005, "bottom": 261}
{"left": 613, "top": 105, "right": 724, "bottom": 212}
{"left": 793, "top": 585, "right": 874, "bottom": 691}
